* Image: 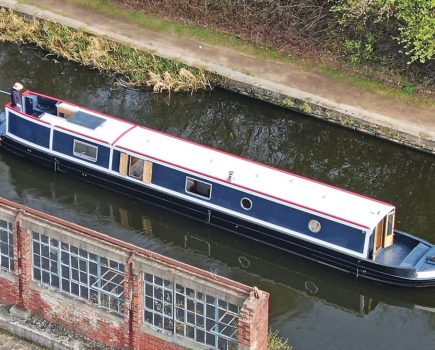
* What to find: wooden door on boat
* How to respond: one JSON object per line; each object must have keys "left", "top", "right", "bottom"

{"left": 383, "top": 211, "right": 395, "bottom": 247}
{"left": 374, "top": 220, "right": 384, "bottom": 258}
{"left": 373, "top": 211, "right": 395, "bottom": 259}
{"left": 119, "top": 153, "right": 153, "bottom": 184}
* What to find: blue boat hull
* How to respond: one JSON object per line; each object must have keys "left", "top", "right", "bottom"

{"left": 2, "top": 136, "right": 434, "bottom": 287}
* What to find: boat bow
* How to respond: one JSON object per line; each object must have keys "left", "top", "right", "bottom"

{"left": 0, "top": 111, "right": 6, "bottom": 141}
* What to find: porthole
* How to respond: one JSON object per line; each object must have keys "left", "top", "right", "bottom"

{"left": 240, "top": 197, "right": 253, "bottom": 210}
{"left": 308, "top": 219, "right": 321, "bottom": 233}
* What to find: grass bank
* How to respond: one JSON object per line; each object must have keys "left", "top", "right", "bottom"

{"left": 0, "top": 8, "right": 210, "bottom": 93}
{"left": 66, "top": 0, "right": 433, "bottom": 104}
{"left": 68, "top": 0, "right": 300, "bottom": 64}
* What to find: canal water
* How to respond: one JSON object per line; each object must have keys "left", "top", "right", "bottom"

{"left": 1, "top": 42, "right": 435, "bottom": 349}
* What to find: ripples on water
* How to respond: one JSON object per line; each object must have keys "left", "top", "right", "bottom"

{"left": 1, "top": 42, "right": 435, "bottom": 350}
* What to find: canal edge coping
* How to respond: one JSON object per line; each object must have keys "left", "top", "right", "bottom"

{"left": 1, "top": 0, "right": 435, "bottom": 155}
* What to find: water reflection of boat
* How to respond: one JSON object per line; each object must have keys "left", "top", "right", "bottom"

{"left": 2, "top": 155, "right": 434, "bottom": 317}
{"left": 2, "top": 90, "right": 435, "bottom": 286}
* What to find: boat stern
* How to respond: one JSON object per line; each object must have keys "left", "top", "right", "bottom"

{"left": 415, "top": 246, "right": 435, "bottom": 281}
{"left": 375, "top": 231, "right": 435, "bottom": 286}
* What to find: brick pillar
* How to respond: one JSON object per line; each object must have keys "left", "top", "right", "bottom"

{"left": 125, "top": 255, "right": 143, "bottom": 350}
{"left": 238, "top": 289, "right": 269, "bottom": 350}
{"left": 124, "top": 255, "right": 133, "bottom": 349}
{"left": 0, "top": 211, "right": 21, "bottom": 305}
{"left": 13, "top": 210, "right": 32, "bottom": 309}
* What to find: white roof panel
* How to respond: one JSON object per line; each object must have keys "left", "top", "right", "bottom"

{"left": 115, "top": 126, "right": 395, "bottom": 229}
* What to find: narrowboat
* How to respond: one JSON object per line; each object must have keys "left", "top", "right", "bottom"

{"left": 1, "top": 89, "right": 435, "bottom": 287}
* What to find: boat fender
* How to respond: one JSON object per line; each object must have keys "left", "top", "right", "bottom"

{"left": 238, "top": 256, "right": 251, "bottom": 269}
{"left": 305, "top": 280, "right": 319, "bottom": 295}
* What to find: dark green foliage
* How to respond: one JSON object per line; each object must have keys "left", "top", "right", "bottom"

{"left": 113, "top": 0, "right": 434, "bottom": 86}
{"left": 112, "top": 0, "right": 331, "bottom": 53}
{"left": 330, "top": 0, "right": 434, "bottom": 64}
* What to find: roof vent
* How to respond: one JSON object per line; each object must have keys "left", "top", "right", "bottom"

{"left": 228, "top": 171, "right": 235, "bottom": 182}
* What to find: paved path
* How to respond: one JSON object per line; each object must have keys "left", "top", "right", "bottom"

{"left": 0, "top": 331, "right": 42, "bottom": 350}
{"left": 1, "top": 0, "right": 435, "bottom": 150}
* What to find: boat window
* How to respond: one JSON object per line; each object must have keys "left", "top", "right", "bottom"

{"left": 369, "top": 230, "right": 375, "bottom": 260}
{"left": 128, "top": 156, "right": 144, "bottom": 180}
{"left": 386, "top": 213, "right": 394, "bottom": 236}
{"left": 73, "top": 140, "right": 98, "bottom": 162}
{"left": 308, "top": 219, "right": 321, "bottom": 233}
{"left": 185, "top": 177, "right": 211, "bottom": 199}
{"left": 241, "top": 197, "right": 252, "bottom": 210}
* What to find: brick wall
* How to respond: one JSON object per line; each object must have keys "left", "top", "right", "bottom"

{"left": 0, "top": 275, "right": 18, "bottom": 305}
{"left": 27, "top": 287, "right": 129, "bottom": 349}
{"left": 0, "top": 197, "right": 269, "bottom": 350}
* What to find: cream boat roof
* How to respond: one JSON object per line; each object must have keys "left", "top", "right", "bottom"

{"left": 31, "top": 97, "right": 395, "bottom": 230}
{"left": 115, "top": 126, "right": 395, "bottom": 230}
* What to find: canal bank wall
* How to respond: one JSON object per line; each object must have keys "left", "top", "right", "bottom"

{"left": 1, "top": 0, "right": 434, "bottom": 154}
{"left": 0, "top": 197, "right": 269, "bottom": 350}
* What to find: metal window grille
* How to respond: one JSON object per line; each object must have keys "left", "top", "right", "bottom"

{"left": 0, "top": 220, "right": 14, "bottom": 273}
{"left": 32, "top": 232, "right": 125, "bottom": 316}
{"left": 144, "top": 273, "right": 239, "bottom": 350}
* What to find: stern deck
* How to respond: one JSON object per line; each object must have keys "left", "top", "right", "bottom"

{"left": 376, "top": 242, "right": 413, "bottom": 266}
{"left": 376, "top": 234, "right": 435, "bottom": 279}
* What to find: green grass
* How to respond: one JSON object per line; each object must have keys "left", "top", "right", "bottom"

{"left": 66, "top": 0, "right": 303, "bottom": 64}
{"left": 19, "top": 0, "right": 434, "bottom": 104}
{"left": 321, "top": 66, "right": 433, "bottom": 105}
{"left": 0, "top": 8, "right": 210, "bottom": 92}
{"left": 268, "top": 329, "right": 293, "bottom": 350}
{"left": 66, "top": 0, "right": 433, "bottom": 104}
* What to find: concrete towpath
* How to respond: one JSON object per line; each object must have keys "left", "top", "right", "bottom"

{"left": 0, "top": 330, "right": 42, "bottom": 350}
{"left": 1, "top": 0, "right": 434, "bottom": 153}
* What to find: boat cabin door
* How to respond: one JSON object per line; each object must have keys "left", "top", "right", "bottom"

{"left": 373, "top": 211, "right": 395, "bottom": 258}
{"left": 383, "top": 212, "right": 395, "bottom": 247}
